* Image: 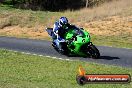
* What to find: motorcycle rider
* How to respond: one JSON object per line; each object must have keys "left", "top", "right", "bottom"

{"left": 53, "top": 17, "right": 77, "bottom": 52}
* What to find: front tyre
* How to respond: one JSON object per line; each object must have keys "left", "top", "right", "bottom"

{"left": 87, "top": 44, "right": 100, "bottom": 59}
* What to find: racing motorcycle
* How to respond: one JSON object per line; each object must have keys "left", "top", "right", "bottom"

{"left": 46, "top": 27, "right": 100, "bottom": 59}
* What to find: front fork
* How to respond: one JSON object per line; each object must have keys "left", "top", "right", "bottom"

{"left": 81, "top": 42, "right": 93, "bottom": 56}
{"left": 87, "top": 42, "right": 93, "bottom": 47}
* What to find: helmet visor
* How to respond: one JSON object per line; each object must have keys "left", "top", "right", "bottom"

{"left": 62, "top": 23, "right": 67, "bottom": 29}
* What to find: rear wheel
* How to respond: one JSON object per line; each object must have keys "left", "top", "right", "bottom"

{"left": 52, "top": 42, "right": 70, "bottom": 56}
{"left": 87, "top": 44, "right": 100, "bottom": 59}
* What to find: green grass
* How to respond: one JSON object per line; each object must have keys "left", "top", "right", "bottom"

{"left": 91, "top": 35, "right": 132, "bottom": 48}
{"left": 0, "top": 49, "right": 132, "bottom": 88}
{"left": 0, "top": 0, "right": 132, "bottom": 27}
{"left": 0, "top": 4, "right": 79, "bottom": 27}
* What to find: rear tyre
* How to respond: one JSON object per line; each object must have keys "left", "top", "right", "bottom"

{"left": 52, "top": 42, "right": 70, "bottom": 56}
{"left": 87, "top": 44, "right": 100, "bottom": 59}
{"left": 52, "top": 42, "right": 59, "bottom": 52}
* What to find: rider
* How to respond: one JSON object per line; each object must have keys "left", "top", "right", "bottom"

{"left": 53, "top": 17, "right": 77, "bottom": 51}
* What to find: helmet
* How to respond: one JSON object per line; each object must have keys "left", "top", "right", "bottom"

{"left": 59, "top": 17, "right": 68, "bottom": 28}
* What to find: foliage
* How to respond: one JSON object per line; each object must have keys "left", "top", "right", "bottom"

{"left": 2, "top": 0, "right": 118, "bottom": 11}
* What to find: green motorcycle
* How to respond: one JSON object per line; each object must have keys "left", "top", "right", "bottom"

{"left": 46, "top": 27, "right": 100, "bottom": 59}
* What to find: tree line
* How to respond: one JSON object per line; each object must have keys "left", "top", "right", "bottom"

{"left": 1, "top": 0, "right": 115, "bottom": 11}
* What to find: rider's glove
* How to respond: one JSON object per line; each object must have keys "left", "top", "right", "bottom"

{"left": 55, "top": 30, "right": 58, "bottom": 34}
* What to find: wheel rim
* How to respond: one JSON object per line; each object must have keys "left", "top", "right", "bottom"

{"left": 87, "top": 48, "right": 98, "bottom": 58}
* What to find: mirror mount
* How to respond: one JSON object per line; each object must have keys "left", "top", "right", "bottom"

{"left": 80, "top": 28, "right": 84, "bottom": 30}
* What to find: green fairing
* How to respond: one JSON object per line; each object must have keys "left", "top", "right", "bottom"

{"left": 64, "top": 28, "right": 91, "bottom": 56}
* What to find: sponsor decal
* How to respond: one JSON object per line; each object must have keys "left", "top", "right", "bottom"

{"left": 76, "top": 65, "right": 131, "bottom": 85}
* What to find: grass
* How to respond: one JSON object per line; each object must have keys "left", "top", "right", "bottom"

{"left": 0, "top": 49, "right": 132, "bottom": 88}
{"left": 78, "top": 0, "right": 132, "bottom": 22}
{"left": 0, "top": 0, "right": 131, "bottom": 27}
{"left": 0, "top": 0, "right": 132, "bottom": 49}
{"left": 91, "top": 35, "right": 132, "bottom": 48}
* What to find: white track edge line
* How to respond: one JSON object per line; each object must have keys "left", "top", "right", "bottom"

{"left": 7, "top": 49, "right": 73, "bottom": 61}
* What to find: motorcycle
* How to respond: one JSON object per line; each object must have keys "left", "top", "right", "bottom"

{"left": 46, "top": 27, "right": 100, "bottom": 59}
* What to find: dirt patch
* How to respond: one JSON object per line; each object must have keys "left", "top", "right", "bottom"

{"left": 0, "top": 16, "right": 132, "bottom": 39}
{"left": 0, "top": 25, "right": 49, "bottom": 39}
{"left": 77, "top": 16, "right": 132, "bottom": 36}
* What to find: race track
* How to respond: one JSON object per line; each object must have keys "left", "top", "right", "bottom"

{"left": 0, "top": 36, "right": 132, "bottom": 67}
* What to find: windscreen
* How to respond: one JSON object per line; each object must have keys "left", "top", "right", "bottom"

{"left": 73, "top": 28, "right": 85, "bottom": 37}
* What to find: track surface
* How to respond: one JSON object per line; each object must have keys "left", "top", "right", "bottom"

{"left": 0, "top": 36, "right": 132, "bottom": 67}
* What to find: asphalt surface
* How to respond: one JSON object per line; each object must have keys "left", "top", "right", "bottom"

{"left": 0, "top": 36, "right": 132, "bottom": 68}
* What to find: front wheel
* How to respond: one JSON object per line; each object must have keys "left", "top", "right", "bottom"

{"left": 87, "top": 44, "right": 100, "bottom": 59}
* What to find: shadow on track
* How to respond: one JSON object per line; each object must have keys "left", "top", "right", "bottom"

{"left": 99, "top": 56, "right": 120, "bottom": 60}
{"left": 66, "top": 55, "right": 120, "bottom": 60}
